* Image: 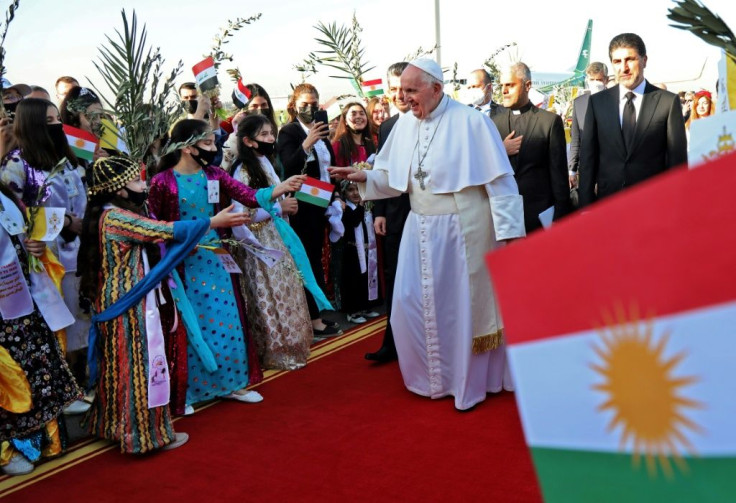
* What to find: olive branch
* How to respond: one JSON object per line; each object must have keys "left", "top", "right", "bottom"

{"left": 0, "top": 0, "right": 20, "bottom": 118}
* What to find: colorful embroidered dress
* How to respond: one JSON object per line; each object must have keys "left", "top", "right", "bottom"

{"left": 232, "top": 159, "right": 312, "bottom": 370}
{"left": 148, "top": 165, "right": 264, "bottom": 404}
{"left": 84, "top": 209, "right": 179, "bottom": 454}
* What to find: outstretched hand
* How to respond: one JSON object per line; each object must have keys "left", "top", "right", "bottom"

{"left": 273, "top": 175, "right": 306, "bottom": 199}
{"left": 327, "top": 166, "right": 367, "bottom": 183}
{"left": 210, "top": 204, "right": 251, "bottom": 228}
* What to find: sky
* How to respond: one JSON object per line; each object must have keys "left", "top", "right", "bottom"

{"left": 4, "top": 0, "right": 736, "bottom": 106}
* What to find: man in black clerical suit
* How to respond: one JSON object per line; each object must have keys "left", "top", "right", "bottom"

{"left": 365, "top": 62, "right": 411, "bottom": 363}
{"left": 569, "top": 62, "right": 609, "bottom": 190}
{"left": 492, "top": 62, "right": 571, "bottom": 234}
{"left": 579, "top": 33, "right": 687, "bottom": 208}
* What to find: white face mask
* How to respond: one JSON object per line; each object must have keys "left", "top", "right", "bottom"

{"left": 587, "top": 81, "right": 606, "bottom": 94}
{"left": 463, "top": 87, "right": 487, "bottom": 106}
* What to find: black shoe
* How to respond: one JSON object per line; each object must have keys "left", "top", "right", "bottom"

{"left": 322, "top": 320, "right": 340, "bottom": 330}
{"left": 314, "top": 325, "right": 342, "bottom": 338}
{"left": 365, "top": 346, "right": 397, "bottom": 363}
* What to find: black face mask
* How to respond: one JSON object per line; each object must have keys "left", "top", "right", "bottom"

{"left": 182, "top": 100, "right": 198, "bottom": 114}
{"left": 247, "top": 108, "right": 270, "bottom": 116}
{"left": 47, "top": 123, "right": 69, "bottom": 156}
{"left": 254, "top": 140, "right": 275, "bottom": 156}
{"left": 3, "top": 100, "right": 19, "bottom": 120}
{"left": 191, "top": 147, "right": 217, "bottom": 167}
{"left": 125, "top": 188, "right": 148, "bottom": 206}
{"left": 297, "top": 105, "right": 318, "bottom": 124}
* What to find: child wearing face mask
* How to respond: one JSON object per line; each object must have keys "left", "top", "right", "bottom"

{"left": 339, "top": 182, "right": 381, "bottom": 324}
{"left": 148, "top": 119, "right": 305, "bottom": 410}
{"left": 228, "top": 114, "right": 320, "bottom": 370}
{"left": 0, "top": 98, "right": 92, "bottom": 415}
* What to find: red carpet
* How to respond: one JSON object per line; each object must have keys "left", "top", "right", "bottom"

{"left": 2, "top": 322, "right": 542, "bottom": 502}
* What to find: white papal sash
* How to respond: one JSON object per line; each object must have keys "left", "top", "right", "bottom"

{"left": 0, "top": 230, "right": 35, "bottom": 320}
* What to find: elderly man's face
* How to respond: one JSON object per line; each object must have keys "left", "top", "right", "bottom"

{"left": 399, "top": 66, "right": 442, "bottom": 120}
{"left": 500, "top": 71, "right": 531, "bottom": 109}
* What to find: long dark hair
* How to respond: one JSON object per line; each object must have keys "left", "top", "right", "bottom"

{"left": 13, "top": 98, "right": 78, "bottom": 170}
{"left": 153, "top": 119, "right": 210, "bottom": 176}
{"left": 333, "top": 101, "right": 375, "bottom": 164}
{"left": 234, "top": 114, "right": 273, "bottom": 189}
{"left": 245, "top": 83, "right": 277, "bottom": 129}
{"left": 60, "top": 86, "right": 101, "bottom": 129}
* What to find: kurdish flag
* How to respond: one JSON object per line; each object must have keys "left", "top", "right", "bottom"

{"left": 486, "top": 152, "right": 736, "bottom": 502}
{"left": 295, "top": 176, "right": 334, "bottom": 208}
{"left": 63, "top": 124, "right": 98, "bottom": 162}
{"left": 192, "top": 56, "right": 218, "bottom": 92}
{"left": 361, "top": 78, "right": 384, "bottom": 98}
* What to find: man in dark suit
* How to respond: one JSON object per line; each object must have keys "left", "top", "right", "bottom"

{"left": 579, "top": 33, "right": 687, "bottom": 207}
{"left": 568, "top": 62, "right": 609, "bottom": 190}
{"left": 465, "top": 68, "right": 504, "bottom": 118}
{"left": 365, "top": 62, "right": 411, "bottom": 363}
{"left": 492, "top": 62, "right": 571, "bottom": 234}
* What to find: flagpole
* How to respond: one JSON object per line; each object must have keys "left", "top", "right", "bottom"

{"left": 434, "top": 0, "right": 442, "bottom": 68}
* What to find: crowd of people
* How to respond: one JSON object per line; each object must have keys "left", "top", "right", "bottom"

{"left": 0, "top": 30, "right": 712, "bottom": 476}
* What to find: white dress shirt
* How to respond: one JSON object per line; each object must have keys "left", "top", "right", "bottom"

{"left": 618, "top": 79, "right": 647, "bottom": 127}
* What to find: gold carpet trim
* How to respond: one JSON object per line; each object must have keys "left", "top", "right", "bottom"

{"left": 0, "top": 317, "right": 387, "bottom": 498}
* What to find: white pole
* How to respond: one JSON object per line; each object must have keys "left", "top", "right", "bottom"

{"left": 434, "top": 0, "right": 442, "bottom": 68}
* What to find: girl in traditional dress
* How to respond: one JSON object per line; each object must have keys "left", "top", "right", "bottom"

{"left": 0, "top": 98, "right": 91, "bottom": 415}
{"left": 0, "top": 183, "right": 81, "bottom": 475}
{"left": 148, "top": 120, "right": 304, "bottom": 406}
{"left": 79, "top": 156, "right": 250, "bottom": 453}
{"left": 229, "top": 114, "right": 315, "bottom": 370}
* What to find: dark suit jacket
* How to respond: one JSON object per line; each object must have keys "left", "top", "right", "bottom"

{"left": 492, "top": 105, "right": 572, "bottom": 233}
{"left": 568, "top": 92, "right": 590, "bottom": 174}
{"left": 276, "top": 120, "right": 336, "bottom": 241}
{"left": 371, "top": 114, "right": 410, "bottom": 236}
{"left": 579, "top": 81, "right": 687, "bottom": 207}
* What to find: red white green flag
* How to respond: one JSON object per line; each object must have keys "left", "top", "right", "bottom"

{"left": 361, "top": 78, "right": 384, "bottom": 98}
{"left": 486, "top": 152, "right": 736, "bottom": 502}
{"left": 192, "top": 56, "right": 218, "bottom": 92}
{"left": 295, "top": 176, "right": 334, "bottom": 208}
{"left": 63, "top": 124, "right": 98, "bottom": 162}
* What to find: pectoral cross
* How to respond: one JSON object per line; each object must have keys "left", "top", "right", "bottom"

{"left": 414, "top": 163, "right": 428, "bottom": 190}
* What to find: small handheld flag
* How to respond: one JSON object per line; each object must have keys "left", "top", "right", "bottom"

{"left": 361, "top": 78, "right": 384, "bottom": 98}
{"left": 295, "top": 177, "right": 334, "bottom": 208}
{"left": 63, "top": 125, "right": 98, "bottom": 162}
{"left": 232, "top": 78, "right": 252, "bottom": 109}
{"left": 192, "top": 56, "right": 218, "bottom": 92}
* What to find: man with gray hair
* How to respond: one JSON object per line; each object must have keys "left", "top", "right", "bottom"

{"left": 569, "top": 62, "right": 610, "bottom": 190}
{"left": 331, "top": 59, "right": 525, "bottom": 410}
{"left": 493, "top": 62, "right": 571, "bottom": 233}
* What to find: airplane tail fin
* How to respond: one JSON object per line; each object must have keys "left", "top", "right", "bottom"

{"left": 572, "top": 19, "right": 593, "bottom": 74}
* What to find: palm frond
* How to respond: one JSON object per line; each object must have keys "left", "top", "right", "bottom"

{"left": 668, "top": 0, "right": 736, "bottom": 61}
{"left": 88, "top": 9, "right": 182, "bottom": 167}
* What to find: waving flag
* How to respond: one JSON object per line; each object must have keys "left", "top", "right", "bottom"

{"left": 295, "top": 177, "right": 334, "bottom": 208}
{"left": 486, "top": 153, "right": 736, "bottom": 502}
{"left": 192, "top": 56, "right": 218, "bottom": 92}
{"left": 361, "top": 78, "right": 384, "bottom": 98}
{"left": 232, "top": 78, "right": 252, "bottom": 109}
{"left": 63, "top": 124, "right": 98, "bottom": 162}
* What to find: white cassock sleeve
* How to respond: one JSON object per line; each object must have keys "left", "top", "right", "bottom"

{"left": 358, "top": 169, "right": 404, "bottom": 201}
{"left": 486, "top": 173, "right": 526, "bottom": 240}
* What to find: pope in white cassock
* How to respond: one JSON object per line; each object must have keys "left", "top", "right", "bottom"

{"left": 330, "top": 59, "right": 526, "bottom": 410}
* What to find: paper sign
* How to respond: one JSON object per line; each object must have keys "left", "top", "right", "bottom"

{"left": 0, "top": 232, "right": 34, "bottom": 320}
{"left": 0, "top": 193, "right": 26, "bottom": 236}
{"left": 688, "top": 110, "right": 736, "bottom": 169}
{"left": 30, "top": 207, "right": 66, "bottom": 242}
{"left": 214, "top": 248, "right": 242, "bottom": 274}
{"left": 207, "top": 180, "right": 220, "bottom": 204}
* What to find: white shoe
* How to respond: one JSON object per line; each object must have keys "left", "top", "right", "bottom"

{"left": 360, "top": 311, "right": 380, "bottom": 318}
{"left": 63, "top": 400, "right": 91, "bottom": 415}
{"left": 2, "top": 453, "right": 34, "bottom": 476}
{"left": 183, "top": 404, "right": 195, "bottom": 416}
{"left": 162, "top": 432, "right": 189, "bottom": 451}
{"left": 224, "top": 390, "right": 263, "bottom": 403}
{"left": 347, "top": 314, "right": 367, "bottom": 323}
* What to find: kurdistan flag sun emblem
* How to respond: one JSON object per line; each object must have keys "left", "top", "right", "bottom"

{"left": 591, "top": 306, "right": 703, "bottom": 478}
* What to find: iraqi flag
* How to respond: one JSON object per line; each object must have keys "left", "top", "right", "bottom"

{"left": 232, "top": 78, "right": 252, "bottom": 109}
{"left": 63, "top": 124, "right": 98, "bottom": 162}
{"left": 361, "top": 78, "right": 384, "bottom": 98}
{"left": 192, "top": 56, "right": 218, "bottom": 92}
{"left": 295, "top": 176, "right": 334, "bottom": 208}
{"left": 486, "top": 153, "right": 736, "bottom": 502}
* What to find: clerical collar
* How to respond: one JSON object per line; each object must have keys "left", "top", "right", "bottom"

{"left": 511, "top": 102, "right": 534, "bottom": 115}
{"left": 424, "top": 94, "right": 449, "bottom": 121}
